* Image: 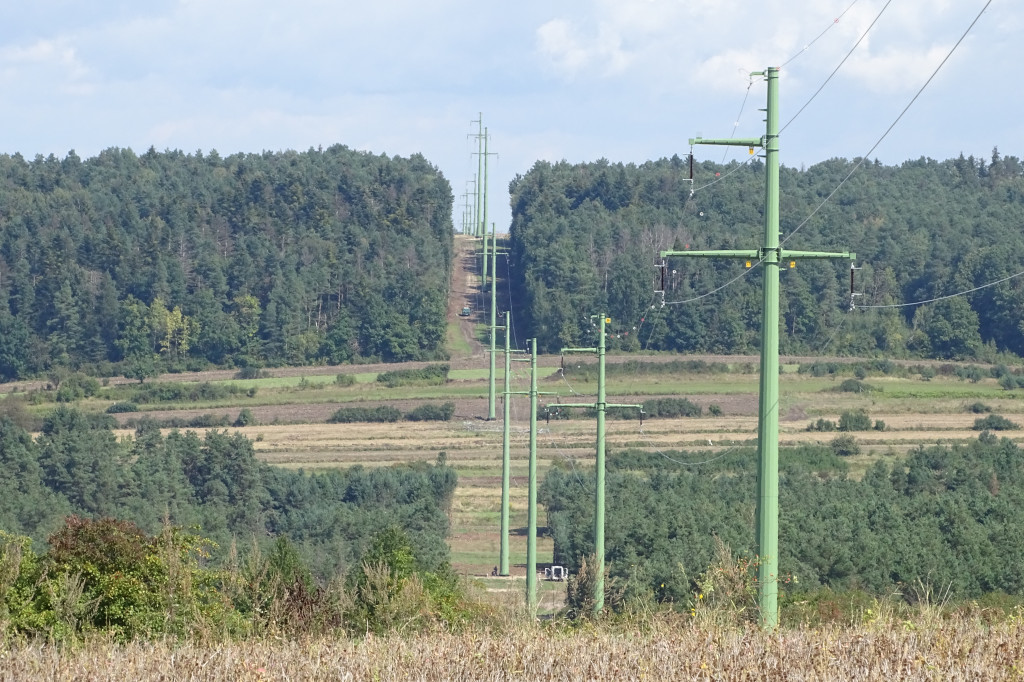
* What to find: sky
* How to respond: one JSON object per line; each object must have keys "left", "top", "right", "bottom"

{"left": 0, "top": 0, "right": 1016, "bottom": 234}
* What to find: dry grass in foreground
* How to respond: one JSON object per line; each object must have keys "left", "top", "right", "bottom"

{"left": 1, "top": 616, "right": 1022, "bottom": 681}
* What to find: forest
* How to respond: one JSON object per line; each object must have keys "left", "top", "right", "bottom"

{"left": 0, "top": 145, "right": 453, "bottom": 380}
{"left": 0, "top": 408, "right": 456, "bottom": 578}
{"left": 509, "top": 150, "right": 1024, "bottom": 358}
{"left": 541, "top": 435, "right": 1024, "bottom": 606}
{"left": 2, "top": 147, "right": 1024, "bottom": 380}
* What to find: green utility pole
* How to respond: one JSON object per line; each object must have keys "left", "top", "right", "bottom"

{"left": 473, "top": 125, "right": 497, "bottom": 289}
{"left": 499, "top": 311, "right": 512, "bottom": 576}
{"left": 505, "top": 338, "right": 552, "bottom": 611}
{"left": 660, "top": 67, "right": 854, "bottom": 629}
{"left": 525, "top": 338, "right": 539, "bottom": 612}
{"left": 466, "top": 179, "right": 476, "bottom": 236}
{"left": 472, "top": 114, "right": 483, "bottom": 238}
{"left": 460, "top": 189, "right": 473, "bottom": 235}
{"left": 488, "top": 222, "right": 499, "bottom": 420}
{"left": 560, "top": 315, "right": 643, "bottom": 614}
{"left": 482, "top": 224, "right": 489, "bottom": 292}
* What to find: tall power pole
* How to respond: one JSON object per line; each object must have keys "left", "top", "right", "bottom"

{"left": 499, "top": 311, "right": 513, "bottom": 576}
{"left": 560, "top": 315, "right": 642, "bottom": 614}
{"left": 471, "top": 114, "right": 483, "bottom": 239}
{"left": 525, "top": 338, "right": 539, "bottom": 612}
{"left": 488, "top": 221, "right": 499, "bottom": 420}
{"left": 660, "top": 67, "right": 854, "bottom": 628}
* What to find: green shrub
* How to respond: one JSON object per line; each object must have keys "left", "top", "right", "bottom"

{"left": 835, "top": 379, "right": 874, "bottom": 394}
{"left": 611, "top": 398, "right": 701, "bottom": 420}
{"left": 808, "top": 418, "right": 837, "bottom": 432}
{"left": 956, "top": 365, "right": 985, "bottom": 383}
{"left": 972, "top": 414, "right": 1019, "bottom": 431}
{"left": 707, "top": 404, "right": 723, "bottom": 417}
{"left": 335, "top": 373, "right": 357, "bottom": 387}
{"left": 123, "top": 414, "right": 232, "bottom": 429}
{"left": 53, "top": 373, "right": 102, "bottom": 403}
{"left": 234, "top": 408, "right": 256, "bottom": 427}
{"left": 233, "top": 366, "right": 272, "bottom": 380}
{"left": 105, "top": 402, "right": 139, "bottom": 414}
{"left": 838, "top": 409, "right": 873, "bottom": 431}
{"left": 562, "top": 359, "right": 731, "bottom": 382}
{"left": 998, "top": 374, "right": 1023, "bottom": 391}
{"left": 376, "top": 364, "right": 449, "bottom": 388}
{"left": 967, "top": 402, "right": 992, "bottom": 414}
{"left": 830, "top": 434, "right": 861, "bottom": 457}
{"left": 42, "top": 517, "right": 228, "bottom": 641}
{"left": 405, "top": 402, "right": 456, "bottom": 422}
{"left": 327, "top": 406, "right": 402, "bottom": 423}
{"left": 130, "top": 382, "right": 255, "bottom": 404}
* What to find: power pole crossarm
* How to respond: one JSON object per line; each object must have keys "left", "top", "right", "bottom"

{"left": 688, "top": 136, "right": 764, "bottom": 148}
{"left": 661, "top": 249, "right": 855, "bottom": 261}
{"left": 661, "top": 250, "right": 759, "bottom": 259}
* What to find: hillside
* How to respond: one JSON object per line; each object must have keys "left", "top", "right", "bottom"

{"left": 509, "top": 151, "right": 1024, "bottom": 359}
{"left": 0, "top": 146, "right": 454, "bottom": 379}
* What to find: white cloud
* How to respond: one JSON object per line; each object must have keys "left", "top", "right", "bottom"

{"left": 0, "top": 38, "right": 94, "bottom": 94}
{"left": 536, "top": 18, "right": 632, "bottom": 78}
{"left": 844, "top": 44, "right": 952, "bottom": 94}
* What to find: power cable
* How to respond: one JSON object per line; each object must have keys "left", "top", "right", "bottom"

{"left": 667, "top": 0, "right": 992, "bottom": 307}
{"left": 857, "top": 267, "right": 1024, "bottom": 310}
{"left": 721, "top": 79, "right": 755, "bottom": 164}
{"left": 780, "top": 0, "right": 863, "bottom": 69}
{"left": 780, "top": 0, "right": 992, "bottom": 248}
{"left": 780, "top": 0, "right": 893, "bottom": 134}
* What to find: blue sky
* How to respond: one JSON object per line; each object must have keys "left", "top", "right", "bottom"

{"left": 0, "top": 1, "right": 1015, "bottom": 233}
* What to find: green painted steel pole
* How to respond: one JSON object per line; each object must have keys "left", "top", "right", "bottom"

{"left": 594, "top": 314, "right": 607, "bottom": 614}
{"left": 499, "top": 312, "right": 512, "bottom": 576}
{"left": 483, "top": 127, "right": 489, "bottom": 239}
{"left": 661, "top": 67, "right": 852, "bottom": 630}
{"left": 526, "top": 338, "right": 538, "bottom": 612}
{"left": 756, "top": 66, "right": 781, "bottom": 629}
{"left": 488, "top": 222, "right": 498, "bottom": 420}
{"left": 481, "top": 205, "right": 488, "bottom": 291}
{"left": 475, "top": 114, "right": 483, "bottom": 238}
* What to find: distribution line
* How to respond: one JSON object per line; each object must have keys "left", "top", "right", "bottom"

{"left": 780, "top": 0, "right": 993, "bottom": 248}
{"left": 666, "top": 0, "right": 992, "bottom": 307}
{"left": 780, "top": 0, "right": 862, "bottom": 68}
{"left": 720, "top": 79, "right": 755, "bottom": 164}
{"left": 780, "top": 0, "right": 893, "bottom": 134}
{"left": 858, "top": 268, "right": 1024, "bottom": 310}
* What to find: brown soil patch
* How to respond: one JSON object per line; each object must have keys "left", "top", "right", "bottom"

{"left": 448, "top": 235, "right": 485, "bottom": 360}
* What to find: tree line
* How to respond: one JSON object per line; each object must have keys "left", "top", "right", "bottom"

{"left": 0, "top": 145, "right": 453, "bottom": 381}
{"left": 0, "top": 408, "right": 456, "bottom": 578}
{"left": 508, "top": 150, "right": 1024, "bottom": 359}
{"left": 541, "top": 435, "right": 1024, "bottom": 605}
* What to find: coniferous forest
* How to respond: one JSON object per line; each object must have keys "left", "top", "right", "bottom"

{"left": 510, "top": 151, "right": 1024, "bottom": 358}
{"left": 0, "top": 145, "right": 453, "bottom": 381}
